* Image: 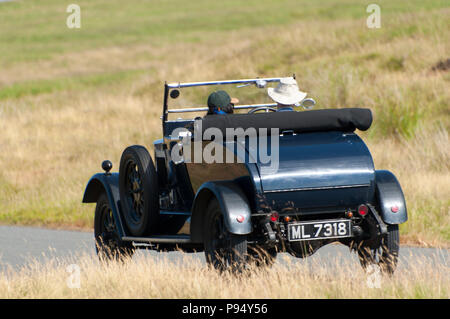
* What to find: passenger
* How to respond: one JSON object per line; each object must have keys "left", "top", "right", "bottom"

{"left": 267, "top": 77, "right": 307, "bottom": 112}
{"left": 206, "top": 90, "right": 238, "bottom": 115}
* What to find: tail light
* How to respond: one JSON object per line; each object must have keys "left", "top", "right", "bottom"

{"left": 358, "top": 204, "right": 369, "bottom": 216}
{"left": 270, "top": 212, "right": 279, "bottom": 222}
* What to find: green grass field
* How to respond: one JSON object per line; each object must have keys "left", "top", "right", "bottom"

{"left": 0, "top": 0, "right": 449, "bottom": 246}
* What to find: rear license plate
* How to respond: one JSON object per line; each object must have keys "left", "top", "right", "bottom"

{"left": 288, "top": 219, "right": 352, "bottom": 241}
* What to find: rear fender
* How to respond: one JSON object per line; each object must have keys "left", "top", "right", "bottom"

{"left": 190, "top": 181, "right": 252, "bottom": 243}
{"left": 82, "top": 173, "right": 126, "bottom": 237}
{"left": 375, "top": 170, "right": 408, "bottom": 225}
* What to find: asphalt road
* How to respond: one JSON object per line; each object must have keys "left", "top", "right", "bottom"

{"left": 0, "top": 225, "right": 448, "bottom": 272}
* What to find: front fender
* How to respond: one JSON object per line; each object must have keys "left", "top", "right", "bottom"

{"left": 82, "top": 172, "right": 126, "bottom": 237}
{"left": 190, "top": 181, "right": 252, "bottom": 243}
{"left": 375, "top": 170, "right": 408, "bottom": 225}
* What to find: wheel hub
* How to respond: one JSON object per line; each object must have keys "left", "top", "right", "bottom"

{"left": 132, "top": 180, "right": 141, "bottom": 202}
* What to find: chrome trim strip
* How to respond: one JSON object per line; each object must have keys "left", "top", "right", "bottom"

{"left": 167, "top": 77, "right": 284, "bottom": 89}
{"left": 159, "top": 210, "right": 191, "bottom": 215}
{"left": 167, "top": 103, "right": 278, "bottom": 113}
{"left": 263, "top": 184, "right": 370, "bottom": 193}
{"left": 122, "top": 235, "right": 191, "bottom": 244}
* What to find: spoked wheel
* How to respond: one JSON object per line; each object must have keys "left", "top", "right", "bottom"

{"left": 357, "top": 224, "right": 400, "bottom": 275}
{"left": 94, "top": 193, "right": 134, "bottom": 261}
{"left": 124, "top": 160, "right": 145, "bottom": 224}
{"left": 204, "top": 199, "right": 248, "bottom": 272}
{"left": 119, "top": 145, "right": 159, "bottom": 236}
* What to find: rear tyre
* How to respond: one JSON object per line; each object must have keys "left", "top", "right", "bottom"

{"left": 357, "top": 224, "right": 399, "bottom": 274}
{"left": 119, "top": 145, "right": 159, "bottom": 236}
{"left": 94, "top": 193, "right": 134, "bottom": 261}
{"left": 248, "top": 246, "right": 277, "bottom": 268}
{"left": 204, "top": 198, "right": 248, "bottom": 272}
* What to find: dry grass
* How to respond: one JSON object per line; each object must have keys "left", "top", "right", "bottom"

{"left": 0, "top": 251, "right": 448, "bottom": 298}
{"left": 0, "top": 1, "right": 449, "bottom": 246}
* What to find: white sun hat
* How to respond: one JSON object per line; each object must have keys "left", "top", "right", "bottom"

{"left": 267, "top": 77, "right": 307, "bottom": 105}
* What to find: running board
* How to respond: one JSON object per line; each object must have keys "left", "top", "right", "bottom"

{"left": 122, "top": 235, "right": 191, "bottom": 244}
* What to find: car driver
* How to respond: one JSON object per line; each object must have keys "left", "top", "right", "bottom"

{"left": 206, "top": 90, "right": 239, "bottom": 115}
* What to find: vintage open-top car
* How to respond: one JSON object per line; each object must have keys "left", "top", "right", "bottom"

{"left": 82, "top": 76, "right": 407, "bottom": 273}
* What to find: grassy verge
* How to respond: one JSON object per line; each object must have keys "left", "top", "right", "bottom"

{"left": 0, "top": 0, "right": 449, "bottom": 247}
{"left": 1, "top": 252, "right": 448, "bottom": 298}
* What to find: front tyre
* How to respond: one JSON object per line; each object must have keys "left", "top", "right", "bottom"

{"left": 204, "top": 198, "right": 248, "bottom": 272}
{"left": 94, "top": 193, "right": 134, "bottom": 261}
{"left": 119, "top": 145, "right": 159, "bottom": 236}
{"left": 358, "top": 224, "right": 399, "bottom": 274}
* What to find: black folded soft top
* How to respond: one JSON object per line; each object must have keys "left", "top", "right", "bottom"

{"left": 199, "top": 108, "right": 372, "bottom": 136}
